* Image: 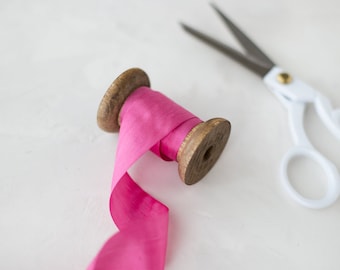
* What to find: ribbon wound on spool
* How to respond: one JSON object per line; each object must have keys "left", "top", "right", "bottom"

{"left": 89, "top": 87, "right": 202, "bottom": 269}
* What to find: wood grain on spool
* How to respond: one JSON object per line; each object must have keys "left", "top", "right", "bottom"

{"left": 97, "top": 68, "right": 150, "bottom": 132}
{"left": 177, "top": 118, "right": 231, "bottom": 185}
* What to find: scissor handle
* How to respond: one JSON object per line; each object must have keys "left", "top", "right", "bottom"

{"left": 280, "top": 91, "right": 340, "bottom": 208}
{"left": 315, "top": 93, "right": 340, "bottom": 139}
{"left": 281, "top": 146, "right": 340, "bottom": 209}
{"left": 264, "top": 67, "right": 340, "bottom": 208}
{"left": 265, "top": 67, "right": 340, "bottom": 140}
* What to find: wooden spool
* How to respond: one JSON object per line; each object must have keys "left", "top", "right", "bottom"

{"left": 97, "top": 68, "right": 231, "bottom": 185}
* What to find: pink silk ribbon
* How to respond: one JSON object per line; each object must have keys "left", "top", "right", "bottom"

{"left": 88, "top": 87, "right": 202, "bottom": 269}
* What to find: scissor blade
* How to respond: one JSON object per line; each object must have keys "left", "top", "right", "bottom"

{"left": 210, "top": 3, "right": 275, "bottom": 67}
{"left": 181, "top": 22, "right": 271, "bottom": 77}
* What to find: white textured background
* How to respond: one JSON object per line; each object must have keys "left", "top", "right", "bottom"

{"left": 1, "top": 0, "right": 340, "bottom": 269}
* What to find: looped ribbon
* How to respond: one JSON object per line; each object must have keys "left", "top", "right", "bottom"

{"left": 88, "top": 87, "right": 202, "bottom": 269}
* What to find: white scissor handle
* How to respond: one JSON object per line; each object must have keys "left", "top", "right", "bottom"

{"left": 264, "top": 67, "right": 340, "bottom": 208}
{"left": 281, "top": 93, "right": 340, "bottom": 208}
{"left": 281, "top": 146, "right": 340, "bottom": 209}
{"left": 315, "top": 93, "right": 340, "bottom": 139}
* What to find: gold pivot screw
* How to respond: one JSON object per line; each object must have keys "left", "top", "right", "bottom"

{"left": 277, "top": 72, "right": 293, "bottom": 84}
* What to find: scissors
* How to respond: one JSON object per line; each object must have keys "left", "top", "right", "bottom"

{"left": 181, "top": 4, "right": 340, "bottom": 209}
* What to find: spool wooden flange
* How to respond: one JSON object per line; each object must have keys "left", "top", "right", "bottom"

{"left": 97, "top": 68, "right": 231, "bottom": 185}
{"left": 177, "top": 118, "right": 230, "bottom": 185}
{"left": 97, "top": 68, "right": 150, "bottom": 132}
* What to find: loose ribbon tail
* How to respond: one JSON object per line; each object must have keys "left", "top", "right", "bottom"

{"left": 88, "top": 173, "right": 169, "bottom": 270}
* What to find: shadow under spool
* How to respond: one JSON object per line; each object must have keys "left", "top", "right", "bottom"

{"left": 97, "top": 68, "right": 231, "bottom": 185}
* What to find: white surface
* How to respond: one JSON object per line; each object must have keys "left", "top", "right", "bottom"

{"left": 1, "top": 0, "right": 340, "bottom": 269}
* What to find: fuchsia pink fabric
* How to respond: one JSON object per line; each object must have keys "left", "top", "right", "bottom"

{"left": 88, "top": 87, "right": 202, "bottom": 269}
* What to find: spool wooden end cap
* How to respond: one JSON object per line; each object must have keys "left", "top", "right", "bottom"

{"left": 178, "top": 118, "right": 231, "bottom": 185}
{"left": 97, "top": 68, "right": 150, "bottom": 132}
